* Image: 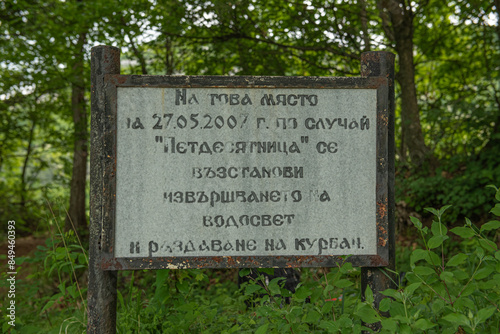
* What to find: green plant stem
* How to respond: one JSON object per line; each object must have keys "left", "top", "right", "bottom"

{"left": 456, "top": 257, "right": 483, "bottom": 301}
{"left": 414, "top": 273, "right": 449, "bottom": 304}
{"left": 47, "top": 201, "right": 85, "bottom": 310}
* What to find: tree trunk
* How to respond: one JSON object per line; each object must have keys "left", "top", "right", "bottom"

{"left": 66, "top": 31, "right": 88, "bottom": 237}
{"left": 378, "top": 0, "right": 432, "bottom": 165}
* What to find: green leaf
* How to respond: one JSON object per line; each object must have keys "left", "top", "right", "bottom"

{"left": 446, "top": 253, "right": 468, "bottom": 267}
{"left": 476, "top": 307, "right": 496, "bottom": 324}
{"left": 380, "top": 318, "right": 397, "bottom": 331}
{"left": 424, "top": 207, "right": 439, "bottom": 217}
{"left": 381, "top": 289, "right": 402, "bottom": 301}
{"left": 319, "top": 320, "right": 337, "bottom": 331}
{"left": 474, "top": 265, "right": 495, "bottom": 280}
{"left": 428, "top": 235, "right": 448, "bottom": 249}
{"left": 414, "top": 318, "right": 436, "bottom": 330}
{"left": 410, "top": 249, "right": 428, "bottom": 268}
{"left": 479, "top": 238, "right": 497, "bottom": 252}
{"left": 404, "top": 282, "right": 421, "bottom": 296}
{"left": 379, "top": 298, "right": 391, "bottom": 312}
{"left": 334, "top": 279, "right": 353, "bottom": 288}
{"left": 450, "top": 227, "right": 475, "bottom": 238}
{"left": 268, "top": 277, "right": 285, "bottom": 295}
{"left": 431, "top": 299, "right": 445, "bottom": 314}
{"left": 413, "top": 266, "right": 435, "bottom": 276}
{"left": 305, "top": 310, "right": 321, "bottom": 323}
{"left": 337, "top": 315, "right": 353, "bottom": 328}
{"left": 245, "top": 283, "right": 263, "bottom": 295}
{"left": 440, "top": 271, "right": 455, "bottom": 283}
{"left": 365, "top": 286, "right": 374, "bottom": 305}
{"left": 431, "top": 221, "right": 448, "bottom": 236}
{"left": 480, "top": 220, "right": 500, "bottom": 232}
{"left": 490, "top": 204, "right": 500, "bottom": 217}
{"left": 410, "top": 216, "right": 422, "bottom": 229}
{"left": 257, "top": 268, "right": 275, "bottom": 275}
{"left": 495, "top": 250, "right": 500, "bottom": 261}
{"left": 255, "top": 323, "right": 269, "bottom": 334}
{"left": 442, "top": 313, "right": 470, "bottom": 327}
{"left": 294, "top": 285, "right": 310, "bottom": 300}
{"left": 356, "top": 304, "right": 380, "bottom": 324}
{"left": 41, "top": 300, "right": 56, "bottom": 313}
{"left": 239, "top": 268, "right": 251, "bottom": 277}
{"left": 438, "top": 205, "right": 452, "bottom": 217}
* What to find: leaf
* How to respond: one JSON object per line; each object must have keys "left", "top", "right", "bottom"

{"left": 476, "top": 307, "right": 496, "bottom": 324}
{"left": 438, "top": 205, "right": 452, "bottom": 218}
{"left": 446, "top": 253, "right": 468, "bottom": 267}
{"left": 305, "top": 310, "right": 321, "bottom": 323}
{"left": 490, "top": 204, "right": 500, "bottom": 217}
{"left": 404, "top": 282, "right": 421, "bottom": 296}
{"left": 479, "top": 238, "right": 497, "bottom": 252}
{"left": 239, "top": 268, "right": 251, "bottom": 277}
{"left": 414, "top": 318, "right": 436, "bottom": 330}
{"left": 356, "top": 304, "right": 380, "bottom": 324}
{"left": 450, "top": 227, "right": 475, "bottom": 238}
{"left": 474, "top": 265, "right": 495, "bottom": 280}
{"left": 442, "top": 313, "right": 470, "bottom": 327}
{"left": 269, "top": 277, "right": 285, "bottom": 295}
{"left": 334, "top": 279, "right": 353, "bottom": 288}
{"left": 255, "top": 323, "right": 269, "bottom": 334}
{"left": 413, "top": 266, "right": 435, "bottom": 276}
{"left": 431, "top": 221, "right": 448, "bottom": 236}
{"left": 365, "top": 286, "right": 374, "bottom": 305}
{"left": 410, "top": 216, "right": 422, "bottom": 229}
{"left": 440, "top": 271, "right": 455, "bottom": 283}
{"left": 319, "top": 320, "right": 337, "bottom": 331}
{"left": 428, "top": 235, "right": 448, "bottom": 249}
{"left": 424, "top": 207, "right": 439, "bottom": 217}
{"left": 257, "top": 268, "right": 274, "bottom": 275}
{"left": 245, "top": 283, "right": 263, "bottom": 295}
{"left": 379, "top": 298, "right": 392, "bottom": 312}
{"left": 381, "top": 289, "right": 402, "bottom": 301}
{"left": 380, "top": 318, "right": 397, "bottom": 331}
{"left": 410, "top": 249, "right": 428, "bottom": 268}
{"left": 481, "top": 220, "right": 500, "bottom": 232}
{"left": 294, "top": 285, "right": 310, "bottom": 300}
{"left": 41, "top": 300, "right": 56, "bottom": 313}
{"left": 337, "top": 315, "right": 353, "bottom": 328}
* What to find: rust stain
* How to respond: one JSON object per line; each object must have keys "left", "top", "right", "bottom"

{"left": 378, "top": 112, "right": 388, "bottom": 127}
{"left": 378, "top": 237, "right": 387, "bottom": 247}
{"left": 377, "top": 201, "right": 387, "bottom": 219}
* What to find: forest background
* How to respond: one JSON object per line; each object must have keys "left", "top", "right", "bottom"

{"left": 0, "top": 0, "right": 499, "bottom": 333}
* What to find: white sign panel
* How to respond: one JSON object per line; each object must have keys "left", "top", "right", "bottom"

{"left": 115, "top": 87, "right": 377, "bottom": 258}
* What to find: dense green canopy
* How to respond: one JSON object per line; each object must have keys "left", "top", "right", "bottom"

{"left": 1, "top": 0, "right": 499, "bottom": 234}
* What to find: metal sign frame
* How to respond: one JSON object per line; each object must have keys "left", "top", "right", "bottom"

{"left": 94, "top": 74, "right": 391, "bottom": 271}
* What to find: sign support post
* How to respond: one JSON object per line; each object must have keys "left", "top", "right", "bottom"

{"left": 88, "top": 45, "right": 120, "bottom": 334}
{"left": 360, "top": 51, "right": 396, "bottom": 332}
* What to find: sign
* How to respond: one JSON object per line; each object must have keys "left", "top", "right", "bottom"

{"left": 99, "top": 76, "right": 390, "bottom": 269}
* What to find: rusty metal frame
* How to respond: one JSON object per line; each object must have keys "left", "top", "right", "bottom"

{"left": 96, "top": 75, "right": 390, "bottom": 270}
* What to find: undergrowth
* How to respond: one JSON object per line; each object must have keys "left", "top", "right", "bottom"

{"left": 1, "top": 186, "right": 499, "bottom": 333}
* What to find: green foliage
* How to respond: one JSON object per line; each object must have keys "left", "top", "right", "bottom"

{"left": 369, "top": 187, "right": 500, "bottom": 333}
{"left": 0, "top": 231, "right": 88, "bottom": 333}
{"left": 2, "top": 187, "right": 500, "bottom": 332}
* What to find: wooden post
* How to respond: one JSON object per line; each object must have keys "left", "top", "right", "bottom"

{"left": 360, "top": 51, "right": 396, "bottom": 332}
{"left": 88, "top": 46, "right": 120, "bottom": 334}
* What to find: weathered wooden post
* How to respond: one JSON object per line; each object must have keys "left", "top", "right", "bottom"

{"left": 88, "top": 45, "right": 120, "bottom": 334}
{"left": 360, "top": 51, "right": 396, "bottom": 332}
